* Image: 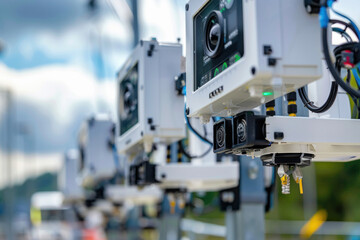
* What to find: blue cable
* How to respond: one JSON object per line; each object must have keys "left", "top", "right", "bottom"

{"left": 328, "top": 0, "right": 360, "bottom": 38}
{"left": 184, "top": 104, "right": 213, "bottom": 146}
{"left": 332, "top": 27, "right": 352, "bottom": 42}
{"left": 112, "top": 144, "right": 121, "bottom": 170}
{"left": 319, "top": 6, "right": 329, "bottom": 28}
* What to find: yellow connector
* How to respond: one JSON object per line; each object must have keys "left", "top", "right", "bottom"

{"left": 281, "top": 175, "right": 288, "bottom": 185}
{"left": 170, "top": 200, "right": 176, "bottom": 214}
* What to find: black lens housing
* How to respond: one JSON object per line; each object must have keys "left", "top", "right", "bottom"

{"left": 232, "top": 112, "right": 269, "bottom": 151}
{"left": 213, "top": 118, "right": 232, "bottom": 154}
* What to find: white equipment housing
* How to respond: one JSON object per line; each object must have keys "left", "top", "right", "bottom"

{"left": 105, "top": 185, "right": 162, "bottom": 205}
{"left": 155, "top": 162, "right": 239, "bottom": 192}
{"left": 58, "top": 150, "right": 84, "bottom": 202}
{"left": 186, "top": 0, "right": 322, "bottom": 120}
{"left": 117, "top": 39, "right": 185, "bottom": 154}
{"left": 31, "top": 192, "right": 64, "bottom": 210}
{"left": 78, "top": 114, "right": 116, "bottom": 187}
{"left": 257, "top": 116, "right": 360, "bottom": 162}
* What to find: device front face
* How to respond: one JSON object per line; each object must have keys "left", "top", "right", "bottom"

{"left": 186, "top": 0, "right": 260, "bottom": 119}
{"left": 118, "top": 62, "right": 139, "bottom": 137}
{"left": 186, "top": 0, "right": 322, "bottom": 120}
{"left": 193, "top": 0, "right": 244, "bottom": 91}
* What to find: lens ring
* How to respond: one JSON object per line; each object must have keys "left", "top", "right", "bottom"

{"left": 120, "top": 82, "right": 136, "bottom": 119}
{"left": 203, "top": 10, "right": 224, "bottom": 58}
{"left": 237, "top": 120, "right": 247, "bottom": 143}
{"left": 216, "top": 125, "right": 225, "bottom": 148}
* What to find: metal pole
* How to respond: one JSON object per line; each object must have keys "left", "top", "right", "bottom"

{"left": 226, "top": 204, "right": 265, "bottom": 240}
{"left": 226, "top": 157, "right": 266, "bottom": 240}
{"left": 159, "top": 214, "right": 181, "bottom": 240}
{"left": 4, "top": 90, "right": 14, "bottom": 240}
{"left": 131, "top": 0, "right": 139, "bottom": 47}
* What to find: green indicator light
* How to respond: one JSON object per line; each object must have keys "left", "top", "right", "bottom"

{"left": 263, "top": 91, "right": 273, "bottom": 96}
{"left": 222, "top": 62, "right": 228, "bottom": 70}
{"left": 234, "top": 54, "right": 241, "bottom": 62}
{"left": 214, "top": 68, "right": 220, "bottom": 77}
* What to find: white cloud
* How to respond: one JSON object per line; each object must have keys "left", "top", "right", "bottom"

{"left": 139, "top": 0, "right": 186, "bottom": 44}
{"left": 0, "top": 151, "right": 63, "bottom": 188}
{"left": 0, "top": 64, "right": 116, "bottom": 125}
{"left": 0, "top": 63, "right": 118, "bottom": 186}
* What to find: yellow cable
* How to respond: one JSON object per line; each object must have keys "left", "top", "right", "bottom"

{"left": 300, "top": 210, "right": 327, "bottom": 239}
{"left": 299, "top": 178, "right": 303, "bottom": 195}
{"left": 289, "top": 113, "right": 297, "bottom": 117}
{"left": 288, "top": 101, "right": 297, "bottom": 105}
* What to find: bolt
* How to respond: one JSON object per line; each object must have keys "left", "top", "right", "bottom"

{"left": 307, "top": 5, "right": 312, "bottom": 13}
{"left": 251, "top": 67, "right": 256, "bottom": 75}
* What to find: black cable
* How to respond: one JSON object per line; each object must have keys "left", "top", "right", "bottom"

{"left": 178, "top": 140, "right": 213, "bottom": 160}
{"left": 298, "top": 20, "right": 359, "bottom": 114}
{"left": 297, "top": 20, "right": 356, "bottom": 114}
{"left": 298, "top": 82, "right": 338, "bottom": 113}
{"left": 330, "top": 19, "right": 359, "bottom": 41}
{"left": 322, "top": 27, "right": 360, "bottom": 99}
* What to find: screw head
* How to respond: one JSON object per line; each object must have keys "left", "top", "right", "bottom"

{"left": 306, "top": 5, "right": 312, "bottom": 13}
{"left": 251, "top": 67, "right": 256, "bottom": 75}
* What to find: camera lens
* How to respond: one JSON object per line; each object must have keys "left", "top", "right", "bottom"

{"left": 204, "top": 11, "right": 224, "bottom": 58}
{"left": 236, "top": 120, "right": 247, "bottom": 143}
{"left": 120, "top": 82, "right": 137, "bottom": 119}
{"left": 216, "top": 125, "right": 225, "bottom": 148}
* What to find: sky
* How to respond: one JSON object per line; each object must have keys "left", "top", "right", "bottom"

{"left": 0, "top": 0, "right": 186, "bottom": 186}
{"left": 0, "top": 0, "right": 358, "bottom": 187}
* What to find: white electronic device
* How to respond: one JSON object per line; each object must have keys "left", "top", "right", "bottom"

{"left": 258, "top": 116, "right": 360, "bottom": 164}
{"left": 186, "top": 0, "right": 322, "bottom": 121}
{"left": 105, "top": 185, "right": 162, "bottom": 206}
{"left": 58, "top": 150, "right": 84, "bottom": 202}
{"left": 78, "top": 114, "right": 117, "bottom": 187}
{"left": 155, "top": 162, "right": 239, "bottom": 192}
{"left": 116, "top": 39, "right": 185, "bottom": 154}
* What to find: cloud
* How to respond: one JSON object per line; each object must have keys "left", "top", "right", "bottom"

{"left": 0, "top": 63, "right": 116, "bottom": 153}
{"left": 0, "top": 151, "right": 63, "bottom": 188}
{"left": 0, "top": 0, "right": 132, "bottom": 78}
